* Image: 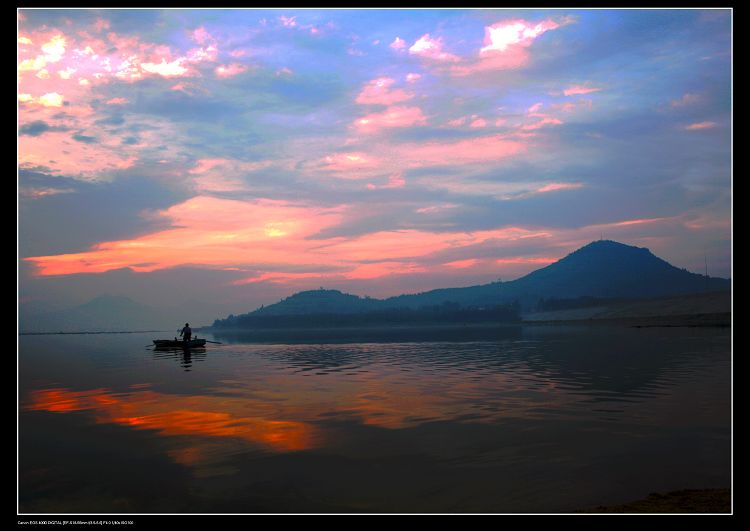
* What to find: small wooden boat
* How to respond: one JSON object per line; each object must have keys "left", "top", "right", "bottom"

{"left": 153, "top": 338, "right": 207, "bottom": 349}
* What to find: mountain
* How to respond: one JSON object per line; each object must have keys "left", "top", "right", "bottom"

{"left": 382, "top": 240, "right": 730, "bottom": 309}
{"left": 20, "top": 295, "right": 174, "bottom": 333}
{"left": 252, "top": 289, "right": 381, "bottom": 316}
{"left": 211, "top": 240, "right": 731, "bottom": 327}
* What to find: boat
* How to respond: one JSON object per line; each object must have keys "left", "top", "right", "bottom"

{"left": 153, "top": 338, "right": 207, "bottom": 349}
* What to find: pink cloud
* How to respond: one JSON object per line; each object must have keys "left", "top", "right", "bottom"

{"left": 355, "top": 77, "right": 413, "bottom": 105}
{"left": 495, "top": 257, "right": 556, "bottom": 266}
{"left": 188, "top": 158, "right": 273, "bottom": 192}
{"left": 189, "top": 158, "right": 232, "bottom": 175}
{"left": 344, "top": 261, "right": 426, "bottom": 280}
{"left": 279, "top": 16, "right": 297, "bottom": 28}
{"left": 233, "top": 272, "right": 324, "bottom": 286}
{"left": 402, "top": 134, "right": 525, "bottom": 167}
{"left": 451, "top": 18, "right": 560, "bottom": 76}
{"left": 106, "top": 97, "right": 128, "bottom": 105}
{"left": 521, "top": 116, "right": 563, "bottom": 130}
{"left": 19, "top": 130, "right": 137, "bottom": 181}
{"left": 390, "top": 37, "right": 406, "bottom": 50}
{"left": 444, "top": 258, "right": 479, "bottom": 269}
{"left": 186, "top": 45, "right": 218, "bottom": 63}
{"left": 93, "top": 18, "right": 111, "bottom": 33}
{"left": 229, "top": 48, "right": 248, "bottom": 58}
{"left": 409, "top": 34, "right": 460, "bottom": 62}
{"left": 563, "top": 84, "right": 602, "bottom": 96}
{"left": 366, "top": 173, "right": 406, "bottom": 190}
{"left": 354, "top": 106, "right": 427, "bottom": 132}
{"left": 470, "top": 117, "right": 488, "bottom": 128}
{"left": 536, "top": 182, "right": 583, "bottom": 193}
{"left": 527, "top": 102, "right": 543, "bottom": 114}
{"left": 671, "top": 93, "right": 702, "bottom": 107}
{"left": 191, "top": 26, "right": 213, "bottom": 45}
{"left": 214, "top": 63, "right": 248, "bottom": 78}
{"left": 684, "top": 121, "right": 718, "bottom": 130}
{"left": 320, "top": 152, "right": 381, "bottom": 178}
{"left": 405, "top": 73, "right": 421, "bottom": 83}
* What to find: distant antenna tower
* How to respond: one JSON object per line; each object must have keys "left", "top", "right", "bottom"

{"left": 704, "top": 253, "right": 709, "bottom": 292}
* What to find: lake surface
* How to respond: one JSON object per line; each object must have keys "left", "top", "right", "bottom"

{"left": 18, "top": 325, "right": 731, "bottom": 513}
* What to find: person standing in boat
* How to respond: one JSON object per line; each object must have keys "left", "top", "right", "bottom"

{"left": 180, "top": 323, "right": 192, "bottom": 343}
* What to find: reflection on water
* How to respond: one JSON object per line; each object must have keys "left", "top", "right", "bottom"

{"left": 152, "top": 347, "right": 207, "bottom": 371}
{"left": 19, "top": 326, "right": 730, "bottom": 513}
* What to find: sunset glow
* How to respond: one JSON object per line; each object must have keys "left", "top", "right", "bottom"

{"left": 18, "top": 8, "right": 731, "bottom": 317}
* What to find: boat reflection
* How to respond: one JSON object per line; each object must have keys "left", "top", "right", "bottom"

{"left": 152, "top": 347, "right": 207, "bottom": 371}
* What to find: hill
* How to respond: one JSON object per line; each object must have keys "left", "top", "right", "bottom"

{"left": 211, "top": 240, "right": 730, "bottom": 328}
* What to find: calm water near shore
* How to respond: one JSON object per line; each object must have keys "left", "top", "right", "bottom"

{"left": 18, "top": 325, "right": 731, "bottom": 513}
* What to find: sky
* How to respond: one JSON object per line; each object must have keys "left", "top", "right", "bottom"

{"left": 18, "top": 8, "right": 732, "bottom": 323}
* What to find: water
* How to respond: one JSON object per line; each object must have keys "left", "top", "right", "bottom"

{"left": 18, "top": 325, "right": 731, "bottom": 513}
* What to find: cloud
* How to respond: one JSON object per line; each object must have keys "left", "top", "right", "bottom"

{"left": 521, "top": 116, "right": 563, "bottom": 130}
{"left": 480, "top": 19, "right": 559, "bottom": 53}
{"left": 191, "top": 26, "right": 213, "bottom": 45}
{"left": 390, "top": 37, "right": 406, "bottom": 50}
{"left": 366, "top": 173, "right": 406, "bottom": 190}
{"left": 451, "top": 18, "right": 561, "bottom": 75}
{"left": 38, "top": 92, "right": 64, "bottom": 107}
{"left": 19, "top": 55, "right": 47, "bottom": 72}
{"left": 19, "top": 120, "right": 52, "bottom": 136}
{"left": 72, "top": 133, "right": 98, "bottom": 144}
{"left": 19, "top": 187, "right": 76, "bottom": 199}
{"left": 106, "top": 97, "right": 128, "bottom": 105}
{"left": 355, "top": 77, "right": 413, "bottom": 105}
{"left": 684, "top": 121, "right": 718, "bottom": 130}
{"left": 41, "top": 34, "right": 66, "bottom": 63}
{"left": 214, "top": 63, "right": 248, "bottom": 78}
{"left": 671, "top": 93, "right": 702, "bottom": 107}
{"left": 140, "top": 58, "right": 189, "bottom": 77}
{"left": 354, "top": 106, "right": 427, "bottom": 133}
{"left": 535, "top": 182, "right": 583, "bottom": 193}
{"left": 409, "top": 34, "right": 460, "bottom": 62}
{"left": 563, "top": 84, "right": 602, "bottom": 96}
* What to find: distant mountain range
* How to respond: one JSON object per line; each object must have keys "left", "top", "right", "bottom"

{"left": 212, "top": 240, "right": 730, "bottom": 327}
{"left": 20, "top": 295, "right": 174, "bottom": 333}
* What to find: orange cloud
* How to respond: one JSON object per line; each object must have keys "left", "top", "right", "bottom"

{"left": 684, "top": 121, "right": 718, "bottom": 130}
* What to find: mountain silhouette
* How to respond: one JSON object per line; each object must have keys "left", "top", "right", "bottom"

{"left": 212, "top": 240, "right": 730, "bottom": 326}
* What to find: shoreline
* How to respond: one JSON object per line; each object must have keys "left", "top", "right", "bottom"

{"left": 580, "top": 488, "right": 731, "bottom": 514}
